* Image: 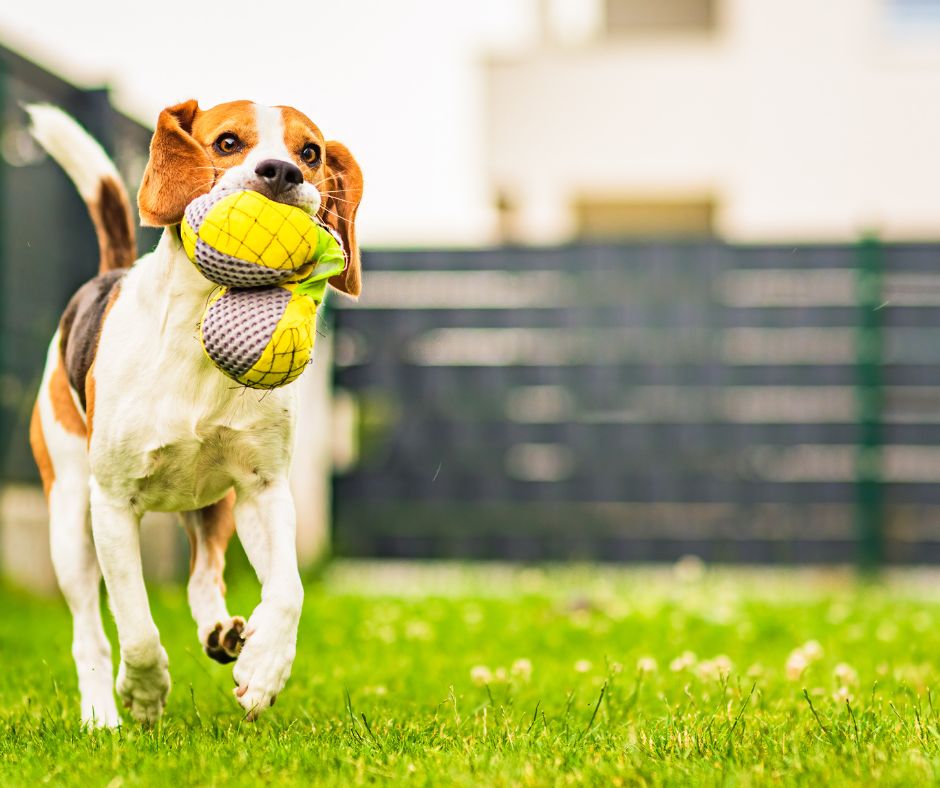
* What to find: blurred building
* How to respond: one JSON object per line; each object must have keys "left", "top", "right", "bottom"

{"left": 486, "top": 0, "right": 940, "bottom": 243}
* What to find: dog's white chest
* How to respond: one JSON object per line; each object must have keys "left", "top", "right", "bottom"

{"left": 110, "top": 398, "right": 294, "bottom": 511}
{"left": 134, "top": 427, "right": 247, "bottom": 511}
{"left": 90, "top": 263, "right": 296, "bottom": 511}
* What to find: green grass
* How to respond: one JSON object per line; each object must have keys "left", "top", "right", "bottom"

{"left": 3, "top": 563, "right": 940, "bottom": 786}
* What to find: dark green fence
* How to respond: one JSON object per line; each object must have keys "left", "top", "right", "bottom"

{"left": 0, "top": 44, "right": 158, "bottom": 482}
{"left": 331, "top": 241, "right": 940, "bottom": 564}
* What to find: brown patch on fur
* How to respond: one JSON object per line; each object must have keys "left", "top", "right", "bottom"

{"left": 186, "top": 490, "right": 237, "bottom": 589}
{"left": 50, "top": 356, "right": 86, "bottom": 437}
{"left": 89, "top": 176, "right": 136, "bottom": 273}
{"left": 138, "top": 100, "right": 260, "bottom": 226}
{"left": 319, "top": 141, "right": 363, "bottom": 297}
{"left": 185, "top": 524, "right": 197, "bottom": 575}
{"left": 84, "top": 361, "right": 96, "bottom": 445}
{"left": 278, "top": 106, "right": 325, "bottom": 175}
{"left": 29, "top": 403, "right": 54, "bottom": 498}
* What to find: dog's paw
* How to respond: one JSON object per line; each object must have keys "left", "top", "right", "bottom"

{"left": 81, "top": 696, "right": 121, "bottom": 729}
{"left": 232, "top": 609, "right": 298, "bottom": 721}
{"left": 77, "top": 659, "right": 120, "bottom": 729}
{"left": 204, "top": 617, "right": 245, "bottom": 664}
{"left": 116, "top": 647, "right": 170, "bottom": 725}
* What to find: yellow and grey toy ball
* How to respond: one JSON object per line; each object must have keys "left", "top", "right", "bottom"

{"left": 181, "top": 190, "right": 322, "bottom": 287}
{"left": 200, "top": 285, "right": 318, "bottom": 389}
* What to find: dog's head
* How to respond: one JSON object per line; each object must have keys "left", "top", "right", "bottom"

{"left": 138, "top": 99, "right": 363, "bottom": 296}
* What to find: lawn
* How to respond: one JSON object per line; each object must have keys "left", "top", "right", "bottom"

{"left": 2, "top": 562, "right": 940, "bottom": 786}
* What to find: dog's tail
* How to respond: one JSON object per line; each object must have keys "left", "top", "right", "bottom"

{"left": 26, "top": 104, "right": 136, "bottom": 274}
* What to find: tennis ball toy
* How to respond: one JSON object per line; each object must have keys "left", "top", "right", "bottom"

{"left": 183, "top": 188, "right": 348, "bottom": 389}
{"left": 182, "top": 189, "right": 328, "bottom": 287}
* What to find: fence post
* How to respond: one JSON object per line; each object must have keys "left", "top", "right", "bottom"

{"left": 855, "top": 235, "right": 884, "bottom": 569}
{"left": 0, "top": 57, "right": 9, "bottom": 464}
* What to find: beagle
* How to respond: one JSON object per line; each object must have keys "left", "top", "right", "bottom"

{"left": 26, "top": 100, "right": 363, "bottom": 727}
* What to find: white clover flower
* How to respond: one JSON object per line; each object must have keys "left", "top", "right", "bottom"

{"left": 670, "top": 651, "right": 697, "bottom": 672}
{"left": 801, "top": 640, "right": 824, "bottom": 661}
{"left": 695, "top": 656, "right": 731, "bottom": 682}
{"left": 713, "top": 655, "right": 733, "bottom": 676}
{"left": 511, "top": 658, "right": 533, "bottom": 682}
{"left": 609, "top": 661, "right": 624, "bottom": 675}
{"left": 470, "top": 665, "right": 492, "bottom": 686}
{"left": 834, "top": 663, "right": 858, "bottom": 686}
{"left": 636, "top": 657, "right": 658, "bottom": 675}
{"left": 574, "top": 660, "right": 593, "bottom": 673}
{"left": 493, "top": 667, "right": 509, "bottom": 683}
{"left": 833, "top": 685, "right": 854, "bottom": 703}
{"left": 786, "top": 650, "right": 808, "bottom": 681}
{"left": 695, "top": 660, "right": 718, "bottom": 681}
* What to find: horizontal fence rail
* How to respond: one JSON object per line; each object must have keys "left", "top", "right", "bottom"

{"left": 332, "top": 241, "right": 940, "bottom": 564}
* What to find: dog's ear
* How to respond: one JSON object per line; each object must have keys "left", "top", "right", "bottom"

{"left": 138, "top": 99, "right": 213, "bottom": 227}
{"left": 320, "top": 141, "right": 364, "bottom": 297}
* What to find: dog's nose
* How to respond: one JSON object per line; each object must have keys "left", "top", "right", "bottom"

{"left": 254, "top": 159, "right": 304, "bottom": 195}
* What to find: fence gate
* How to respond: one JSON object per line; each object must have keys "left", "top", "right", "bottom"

{"left": 331, "top": 242, "right": 940, "bottom": 564}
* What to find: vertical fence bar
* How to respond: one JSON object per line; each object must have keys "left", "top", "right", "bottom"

{"left": 0, "top": 58, "right": 9, "bottom": 466}
{"left": 855, "top": 235, "right": 884, "bottom": 569}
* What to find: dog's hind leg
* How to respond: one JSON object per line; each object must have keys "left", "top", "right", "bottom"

{"left": 181, "top": 491, "right": 245, "bottom": 664}
{"left": 31, "top": 346, "right": 119, "bottom": 728}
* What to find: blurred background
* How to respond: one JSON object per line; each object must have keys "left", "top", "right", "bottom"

{"left": 3, "top": 0, "right": 940, "bottom": 590}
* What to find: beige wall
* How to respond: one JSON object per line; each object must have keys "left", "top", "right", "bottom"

{"left": 486, "top": 0, "right": 940, "bottom": 243}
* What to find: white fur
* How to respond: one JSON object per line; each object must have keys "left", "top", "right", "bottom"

{"left": 32, "top": 104, "right": 314, "bottom": 726}
{"left": 36, "top": 335, "right": 119, "bottom": 728}
{"left": 25, "top": 104, "right": 122, "bottom": 200}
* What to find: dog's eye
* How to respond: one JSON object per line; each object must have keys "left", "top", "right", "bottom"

{"left": 300, "top": 143, "right": 321, "bottom": 166}
{"left": 213, "top": 134, "right": 242, "bottom": 156}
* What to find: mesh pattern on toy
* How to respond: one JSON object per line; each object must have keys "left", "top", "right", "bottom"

{"left": 182, "top": 190, "right": 319, "bottom": 287}
{"left": 201, "top": 287, "right": 291, "bottom": 379}
{"left": 200, "top": 286, "right": 318, "bottom": 389}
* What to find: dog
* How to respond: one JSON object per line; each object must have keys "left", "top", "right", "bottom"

{"left": 26, "top": 100, "right": 363, "bottom": 727}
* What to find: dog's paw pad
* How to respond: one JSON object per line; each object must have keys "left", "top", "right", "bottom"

{"left": 204, "top": 617, "right": 245, "bottom": 664}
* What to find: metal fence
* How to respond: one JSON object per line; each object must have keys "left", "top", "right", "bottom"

{"left": 331, "top": 241, "right": 940, "bottom": 564}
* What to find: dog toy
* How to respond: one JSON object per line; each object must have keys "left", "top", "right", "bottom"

{"left": 182, "top": 189, "right": 332, "bottom": 287}
{"left": 181, "top": 189, "right": 347, "bottom": 389}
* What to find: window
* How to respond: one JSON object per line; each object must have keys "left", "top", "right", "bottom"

{"left": 574, "top": 197, "right": 715, "bottom": 240}
{"left": 604, "top": 0, "right": 716, "bottom": 36}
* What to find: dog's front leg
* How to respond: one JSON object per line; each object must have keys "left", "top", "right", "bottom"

{"left": 231, "top": 478, "right": 303, "bottom": 720}
{"left": 89, "top": 479, "right": 170, "bottom": 724}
